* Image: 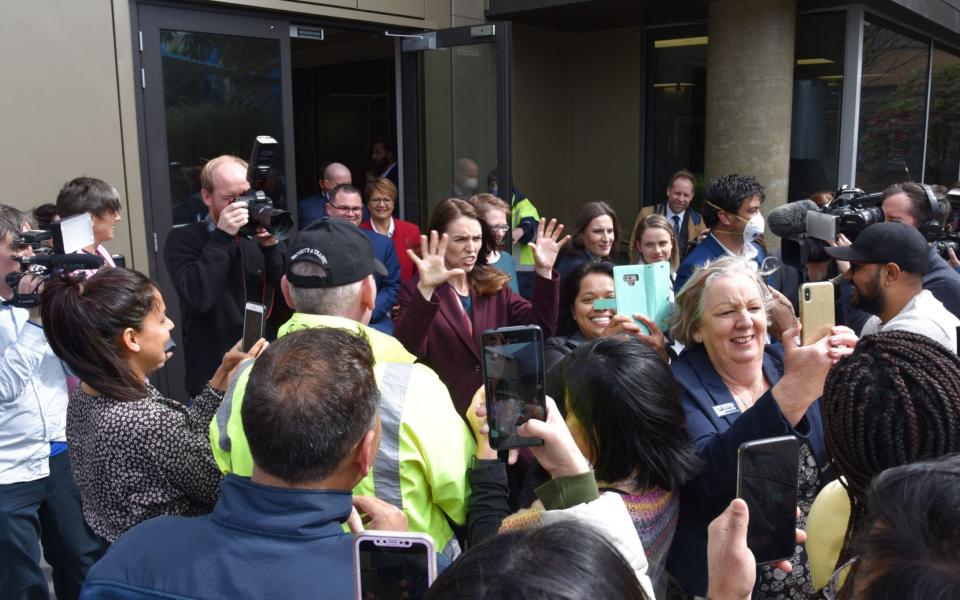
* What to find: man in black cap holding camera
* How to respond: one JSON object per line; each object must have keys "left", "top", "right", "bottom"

{"left": 827, "top": 222, "right": 960, "bottom": 352}
{"left": 165, "top": 155, "right": 289, "bottom": 397}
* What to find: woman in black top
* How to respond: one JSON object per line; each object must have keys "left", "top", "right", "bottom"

{"left": 41, "top": 268, "right": 265, "bottom": 542}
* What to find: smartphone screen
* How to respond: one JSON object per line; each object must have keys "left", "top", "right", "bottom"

{"left": 737, "top": 435, "right": 800, "bottom": 564}
{"left": 242, "top": 302, "right": 265, "bottom": 353}
{"left": 356, "top": 536, "right": 433, "bottom": 600}
{"left": 481, "top": 326, "right": 546, "bottom": 449}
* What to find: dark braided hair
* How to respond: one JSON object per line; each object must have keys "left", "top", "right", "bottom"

{"left": 822, "top": 330, "right": 960, "bottom": 570}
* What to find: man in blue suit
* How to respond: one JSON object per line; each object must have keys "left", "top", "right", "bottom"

{"left": 675, "top": 174, "right": 768, "bottom": 291}
{"left": 325, "top": 184, "right": 400, "bottom": 334}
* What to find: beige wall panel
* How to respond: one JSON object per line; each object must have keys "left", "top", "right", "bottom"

{"left": 512, "top": 23, "right": 644, "bottom": 252}
{"left": 358, "top": 0, "right": 425, "bottom": 19}
{"left": 0, "top": 0, "right": 134, "bottom": 264}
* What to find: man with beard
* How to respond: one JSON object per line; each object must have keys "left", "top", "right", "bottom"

{"left": 826, "top": 222, "right": 959, "bottom": 352}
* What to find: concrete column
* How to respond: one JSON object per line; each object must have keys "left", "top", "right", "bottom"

{"left": 705, "top": 0, "right": 795, "bottom": 229}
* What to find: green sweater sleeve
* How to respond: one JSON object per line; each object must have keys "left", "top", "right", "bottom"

{"left": 535, "top": 470, "right": 600, "bottom": 510}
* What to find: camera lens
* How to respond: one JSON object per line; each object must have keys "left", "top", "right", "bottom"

{"left": 804, "top": 288, "right": 811, "bottom": 301}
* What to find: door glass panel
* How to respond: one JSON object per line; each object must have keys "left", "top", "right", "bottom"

{"left": 856, "top": 20, "right": 930, "bottom": 191}
{"left": 924, "top": 46, "right": 960, "bottom": 185}
{"left": 160, "top": 30, "right": 286, "bottom": 227}
{"left": 420, "top": 43, "right": 497, "bottom": 220}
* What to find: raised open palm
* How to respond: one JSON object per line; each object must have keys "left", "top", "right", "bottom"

{"left": 407, "top": 231, "right": 466, "bottom": 298}
{"left": 528, "top": 218, "right": 570, "bottom": 274}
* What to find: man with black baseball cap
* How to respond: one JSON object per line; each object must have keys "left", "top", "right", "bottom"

{"left": 826, "top": 222, "right": 959, "bottom": 351}
{"left": 210, "top": 217, "right": 474, "bottom": 558}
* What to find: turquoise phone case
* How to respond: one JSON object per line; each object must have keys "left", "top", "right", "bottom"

{"left": 610, "top": 263, "right": 673, "bottom": 334}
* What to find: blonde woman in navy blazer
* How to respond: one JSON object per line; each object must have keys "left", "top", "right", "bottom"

{"left": 395, "top": 198, "right": 567, "bottom": 417}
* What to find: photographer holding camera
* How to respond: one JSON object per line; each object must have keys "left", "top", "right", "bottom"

{"left": 835, "top": 182, "right": 960, "bottom": 333}
{"left": 165, "top": 154, "right": 290, "bottom": 397}
{"left": 0, "top": 205, "right": 104, "bottom": 600}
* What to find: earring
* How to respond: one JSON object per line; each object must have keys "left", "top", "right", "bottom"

{"left": 693, "top": 332, "right": 703, "bottom": 343}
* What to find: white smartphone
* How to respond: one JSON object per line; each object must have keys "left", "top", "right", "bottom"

{"left": 353, "top": 530, "right": 436, "bottom": 600}
{"left": 242, "top": 302, "right": 265, "bottom": 353}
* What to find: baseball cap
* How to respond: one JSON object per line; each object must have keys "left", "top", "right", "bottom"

{"left": 286, "top": 217, "right": 387, "bottom": 288}
{"left": 824, "top": 222, "right": 928, "bottom": 273}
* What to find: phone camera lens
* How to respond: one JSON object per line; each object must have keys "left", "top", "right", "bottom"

{"left": 804, "top": 288, "right": 811, "bottom": 301}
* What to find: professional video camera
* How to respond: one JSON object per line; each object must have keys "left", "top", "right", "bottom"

{"left": 931, "top": 188, "right": 960, "bottom": 260}
{"left": 771, "top": 185, "right": 884, "bottom": 268}
{"left": 236, "top": 135, "right": 293, "bottom": 240}
{"left": 3, "top": 213, "right": 104, "bottom": 308}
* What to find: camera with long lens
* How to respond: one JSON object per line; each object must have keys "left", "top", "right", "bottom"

{"left": 4, "top": 213, "right": 104, "bottom": 308}
{"left": 781, "top": 185, "right": 884, "bottom": 268}
{"left": 235, "top": 136, "right": 293, "bottom": 240}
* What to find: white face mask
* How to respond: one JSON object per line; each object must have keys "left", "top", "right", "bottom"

{"left": 463, "top": 177, "right": 479, "bottom": 193}
{"left": 743, "top": 212, "right": 765, "bottom": 243}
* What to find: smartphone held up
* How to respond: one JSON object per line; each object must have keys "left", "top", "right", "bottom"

{"left": 353, "top": 531, "right": 436, "bottom": 600}
{"left": 737, "top": 435, "right": 800, "bottom": 565}
{"left": 481, "top": 325, "right": 547, "bottom": 450}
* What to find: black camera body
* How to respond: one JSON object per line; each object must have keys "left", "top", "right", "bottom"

{"left": 782, "top": 185, "right": 884, "bottom": 268}
{"left": 236, "top": 136, "right": 293, "bottom": 240}
{"left": 4, "top": 214, "right": 104, "bottom": 308}
{"left": 932, "top": 188, "right": 960, "bottom": 261}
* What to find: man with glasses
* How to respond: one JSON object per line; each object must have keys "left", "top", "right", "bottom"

{"left": 326, "top": 184, "right": 400, "bottom": 334}
{"left": 165, "top": 155, "right": 289, "bottom": 396}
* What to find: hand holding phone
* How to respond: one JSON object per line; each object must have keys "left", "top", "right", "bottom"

{"left": 736, "top": 435, "right": 799, "bottom": 565}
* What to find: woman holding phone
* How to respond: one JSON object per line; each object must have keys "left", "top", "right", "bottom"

{"left": 41, "top": 268, "right": 266, "bottom": 543}
{"left": 666, "top": 256, "right": 857, "bottom": 598}
{"left": 394, "top": 198, "right": 567, "bottom": 417}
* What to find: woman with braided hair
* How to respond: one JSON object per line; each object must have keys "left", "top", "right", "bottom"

{"left": 806, "top": 329, "right": 960, "bottom": 591}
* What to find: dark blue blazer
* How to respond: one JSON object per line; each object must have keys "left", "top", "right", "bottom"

{"left": 666, "top": 344, "right": 831, "bottom": 596}
{"left": 362, "top": 228, "right": 401, "bottom": 335}
{"left": 674, "top": 234, "right": 767, "bottom": 292}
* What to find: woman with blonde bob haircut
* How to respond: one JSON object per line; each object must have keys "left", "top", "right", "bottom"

{"left": 631, "top": 214, "right": 680, "bottom": 273}
{"left": 664, "top": 255, "right": 858, "bottom": 598}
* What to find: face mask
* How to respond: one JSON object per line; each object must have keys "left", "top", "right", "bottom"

{"left": 743, "top": 213, "right": 765, "bottom": 243}
{"left": 488, "top": 184, "right": 499, "bottom": 197}
{"left": 463, "top": 177, "right": 479, "bottom": 193}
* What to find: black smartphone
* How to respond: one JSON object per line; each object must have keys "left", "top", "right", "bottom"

{"left": 353, "top": 531, "right": 435, "bottom": 600}
{"left": 737, "top": 435, "right": 800, "bottom": 564}
{"left": 480, "top": 325, "right": 546, "bottom": 449}
{"left": 242, "top": 302, "right": 265, "bottom": 353}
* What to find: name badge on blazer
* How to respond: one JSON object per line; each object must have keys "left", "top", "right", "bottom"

{"left": 713, "top": 402, "right": 740, "bottom": 418}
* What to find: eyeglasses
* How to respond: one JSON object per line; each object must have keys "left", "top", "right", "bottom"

{"left": 489, "top": 224, "right": 510, "bottom": 233}
{"left": 329, "top": 204, "right": 363, "bottom": 213}
{"left": 369, "top": 197, "right": 394, "bottom": 205}
{"left": 823, "top": 556, "right": 858, "bottom": 600}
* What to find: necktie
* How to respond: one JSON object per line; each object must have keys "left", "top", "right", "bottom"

{"left": 672, "top": 215, "right": 682, "bottom": 239}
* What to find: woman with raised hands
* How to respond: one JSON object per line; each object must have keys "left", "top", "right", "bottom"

{"left": 395, "top": 198, "right": 567, "bottom": 417}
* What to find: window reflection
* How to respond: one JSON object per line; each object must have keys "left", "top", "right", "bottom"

{"left": 924, "top": 46, "right": 960, "bottom": 186}
{"left": 647, "top": 28, "right": 707, "bottom": 203}
{"left": 856, "top": 20, "right": 930, "bottom": 192}
{"left": 789, "top": 12, "right": 845, "bottom": 200}
{"left": 160, "top": 30, "right": 285, "bottom": 226}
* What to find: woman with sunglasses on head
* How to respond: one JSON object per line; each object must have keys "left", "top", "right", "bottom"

{"left": 469, "top": 193, "right": 519, "bottom": 294}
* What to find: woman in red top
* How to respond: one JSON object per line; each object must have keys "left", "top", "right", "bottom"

{"left": 395, "top": 198, "right": 567, "bottom": 416}
{"left": 360, "top": 177, "right": 421, "bottom": 282}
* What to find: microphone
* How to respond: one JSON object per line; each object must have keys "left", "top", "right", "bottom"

{"left": 768, "top": 200, "right": 819, "bottom": 238}
{"left": 14, "top": 253, "right": 104, "bottom": 270}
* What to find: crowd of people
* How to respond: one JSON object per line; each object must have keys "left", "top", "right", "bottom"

{"left": 2, "top": 154, "right": 960, "bottom": 600}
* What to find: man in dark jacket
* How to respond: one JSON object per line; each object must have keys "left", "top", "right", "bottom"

{"left": 839, "top": 182, "right": 960, "bottom": 333}
{"left": 164, "top": 155, "right": 289, "bottom": 396}
{"left": 79, "top": 327, "right": 408, "bottom": 600}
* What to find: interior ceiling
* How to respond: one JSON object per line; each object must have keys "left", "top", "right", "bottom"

{"left": 485, "top": 0, "right": 855, "bottom": 31}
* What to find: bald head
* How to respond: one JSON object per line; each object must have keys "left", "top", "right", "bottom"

{"left": 454, "top": 158, "right": 479, "bottom": 195}
{"left": 321, "top": 163, "right": 353, "bottom": 193}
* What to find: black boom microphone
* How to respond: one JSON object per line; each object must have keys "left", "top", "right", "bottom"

{"left": 15, "top": 253, "right": 104, "bottom": 271}
{"left": 768, "top": 200, "right": 819, "bottom": 239}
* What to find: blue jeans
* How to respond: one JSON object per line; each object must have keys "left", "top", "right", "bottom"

{"left": 0, "top": 451, "right": 106, "bottom": 600}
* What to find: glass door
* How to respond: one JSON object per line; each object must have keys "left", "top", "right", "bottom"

{"left": 400, "top": 23, "right": 512, "bottom": 225}
{"left": 137, "top": 4, "right": 295, "bottom": 399}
